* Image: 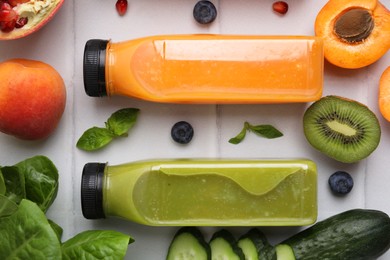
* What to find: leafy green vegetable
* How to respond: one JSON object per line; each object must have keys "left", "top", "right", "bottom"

{"left": 1, "top": 166, "right": 26, "bottom": 204}
{"left": 76, "top": 127, "right": 114, "bottom": 151}
{"left": 229, "top": 121, "right": 283, "bottom": 144}
{"left": 0, "top": 155, "right": 133, "bottom": 259}
{"left": 16, "top": 156, "right": 58, "bottom": 212}
{"left": 106, "top": 108, "right": 140, "bottom": 136}
{"left": 48, "top": 219, "right": 63, "bottom": 242}
{"left": 77, "top": 108, "right": 140, "bottom": 151}
{"left": 0, "top": 195, "right": 18, "bottom": 217}
{"left": 0, "top": 199, "right": 62, "bottom": 259}
{"left": 62, "top": 230, "right": 133, "bottom": 260}
{"left": 0, "top": 169, "right": 5, "bottom": 195}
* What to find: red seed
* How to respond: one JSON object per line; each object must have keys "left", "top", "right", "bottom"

{"left": 15, "top": 16, "right": 27, "bottom": 28}
{"left": 116, "top": 0, "right": 128, "bottom": 16}
{"left": 273, "top": 1, "right": 288, "bottom": 15}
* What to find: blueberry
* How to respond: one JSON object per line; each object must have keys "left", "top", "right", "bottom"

{"left": 171, "top": 121, "right": 194, "bottom": 144}
{"left": 193, "top": 1, "right": 217, "bottom": 24}
{"left": 328, "top": 171, "right": 354, "bottom": 195}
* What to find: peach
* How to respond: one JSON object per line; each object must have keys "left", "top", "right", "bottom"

{"left": 379, "top": 66, "right": 390, "bottom": 122}
{"left": 0, "top": 59, "right": 66, "bottom": 140}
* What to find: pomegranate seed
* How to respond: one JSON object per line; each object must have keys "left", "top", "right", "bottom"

{"left": 0, "top": 4, "right": 18, "bottom": 22}
{"left": 7, "top": 0, "right": 29, "bottom": 7}
{"left": 1, "top": 19, "right": 16, "bottom": 32}
{"left": 273, "top": 1, "right": 288, "bottom": 15}
{"left": 116, "top": 0, "right": 128, "bottom": 16}
{"left": 15, "top": 16, "right": 27, "bottom": 28}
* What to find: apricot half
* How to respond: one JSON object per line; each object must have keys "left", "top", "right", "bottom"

{"left": 379, "top": 66, "right": 390, "bottom": 122}
{"left": 315, "top": 0, "right": 390, "bottom": 69}
{"left": 0, "top": 0, "right": 64, "bottom": 40}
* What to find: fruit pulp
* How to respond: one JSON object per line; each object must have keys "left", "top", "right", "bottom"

{"left": 106, "top": 35, "right": 323, "bottom": 103}
{"left": 103, "top": 159, "right": 317, "bottom": 226}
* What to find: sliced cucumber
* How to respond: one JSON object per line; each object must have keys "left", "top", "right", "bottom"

{"left": 167, "top": 227, "right": 211, "bottom": 260}
{"left": 275, "top": 244, "right": 295, "bottom": 260}
{"left": 210, "top": 229, "right": 244, "bottom": 260}
{"left": 282, "top": 209, "right": 390, "bottom": 260}
{"left": 237, "top": 228, "right": 268, "bottom": 260}
{"left": 237, "top": 236, "right": 257, "bottom": 260}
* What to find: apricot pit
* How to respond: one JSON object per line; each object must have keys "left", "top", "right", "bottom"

{"left": 315, "top": 0, "right": 390, "bottom": 69}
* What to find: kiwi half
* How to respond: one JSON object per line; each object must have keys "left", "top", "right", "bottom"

{"left": 303, "top": 95, "right": 381, "bottom": 163}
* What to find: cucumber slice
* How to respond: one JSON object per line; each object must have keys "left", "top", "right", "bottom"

{"left": 210, "top": 229, "right": 245, "bottom": 260}
{"left": 275, "top": 244, "right": 295, "bottom": 260}
{"left": 237, "top": 228, "right": 268, "bottom": 260}
{"left": 167, "top": 227, "right": 211, "bottom": 260}
{"left": 237, "top": 237, "right": 257, "bottom": 260}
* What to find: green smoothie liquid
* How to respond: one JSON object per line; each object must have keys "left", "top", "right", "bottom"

{"left": 103, "top": 159, "right": 317, "bottom": 226}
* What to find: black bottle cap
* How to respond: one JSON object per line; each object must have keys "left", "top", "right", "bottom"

{"left": 83, "top": 39, "right": 109, "bottom": 97}
{"left": 81, "top": 163, "right": 106, "bottom": 219}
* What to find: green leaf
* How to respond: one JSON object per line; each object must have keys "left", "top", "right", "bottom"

{"left": 16, "top": 156, "right": 59, "bottom": 213}
{"left": 76, "top": 127, "right": 114, "bottom": 151}
{"left": 76, "top": 108, "right": 140, "bottom": 151}
{"left": 0, "top": 169, "right": 5, "bottom": 195}
{"left": 0, "top": 195, "right": 18, "bottom": 217}
{"left": 248, "top": 124, "right": 283, "bottom": 139}
{"left": 62, "top": 230, "right": 133, "bottom": 260}
{"left": 1, "top": 166, "right": 26, "bottom": 204}
{"left": 0, "top": 199, "right": 61, "bottom": 259}
{"left": 48, "top": 219, "right": 63, "bottom": 242}
{"left": 106, "top": 108, "right": 140, "bottom": 136}
{"left": 229, "top": 125, "right": 248, "bottom": 144}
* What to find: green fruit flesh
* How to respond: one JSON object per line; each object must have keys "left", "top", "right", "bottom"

{"left": 303, "top": 95, "right": 380, "bottom": 163}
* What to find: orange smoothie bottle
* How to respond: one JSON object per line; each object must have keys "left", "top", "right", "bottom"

{"left": 83, "top": 35, "right": 323, "bottom": 104}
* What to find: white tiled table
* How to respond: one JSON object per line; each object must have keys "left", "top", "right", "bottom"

{"left": 1, "top": 1, "right": 389, "bottom": 259}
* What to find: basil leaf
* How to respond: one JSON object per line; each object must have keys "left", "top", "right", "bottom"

{"left": 106, "top": 108, "right": 139, "bottom": 136}
{"left": 76, "top": 127, "right": 114, "bottom": 151}
{"left": 248, "top": 124, "right": 283, "bottom": 139}
{"left": 76, "top": 108, "right": 140, "bottom": 151}
{"left": 0, "top": 168, "right": 6, "bottom": 195}
{"left": 229, "top": 125, "right": 247, "bottom": 144}
{"left": 1, "top": 166, "right": 26, "bottom": 204}
{"left": 0, "top": 195, "right": 18, "bottom": 217}
{"left": 16, "top": 156, "right": 59, "bottom": 212}
{"left": 0, "top": 199, "right": 61, "bottom": 259}
{"left": 62, "top": 230, "right": 133, "bottom": 260}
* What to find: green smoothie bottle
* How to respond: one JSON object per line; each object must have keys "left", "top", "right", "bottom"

{"left": 81, "top": 159, "right": 317, "bottom": 226}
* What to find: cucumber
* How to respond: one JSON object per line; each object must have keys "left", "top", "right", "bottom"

{"left": 167, "top": 227, "right": 211, "bottom": 260}
{"left": 275, "top": 244, "right": 295, "bottom": 260}
{"left": 210, "top": 229, "right": 245, "bottom": 260}
{"left": 281, "top": 209, "right": 390, "bottom": 260}
{"left": 237, "top": 228, "right": 275, "bottom": 260}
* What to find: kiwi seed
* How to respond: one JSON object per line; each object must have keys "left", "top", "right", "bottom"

{"left": 303, "top": 95, "right": 381, "bottom": 163}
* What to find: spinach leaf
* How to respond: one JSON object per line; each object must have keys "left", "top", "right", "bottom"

{"left": 48, "top": 219, "right": 63, "bottom": 241}
{"left": 1, "top": 166, "right": 25, "bottom": 204}
{"left": 0, "top": 195, "right": 18, "bottom": 217}
{"left": 106, "top": 108, "right": 139, "bottom": 136}
{"left": 0, "top": 168, "right": 6, "bottom": 195}
{"left": 77, "top": 108, "right": 140, "bottom": 151}
{"left": 16, "top": 156, "right": 58, "bottom": 212}
{"left": 0, "top": 199, "right": 61, "bottom": 259}
{"left": 62, "top": 230, "right": 133, "bottom": 260}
